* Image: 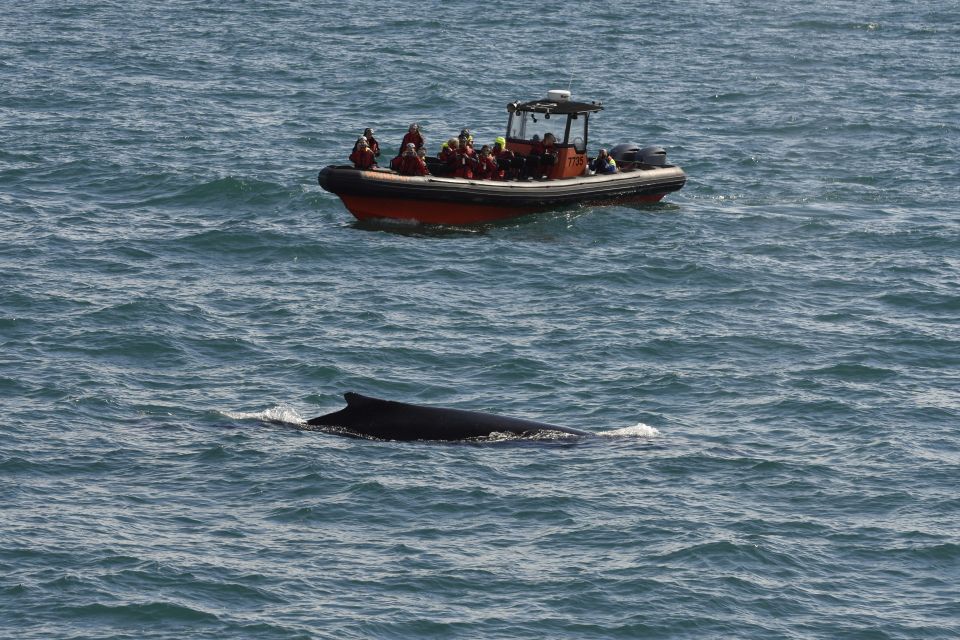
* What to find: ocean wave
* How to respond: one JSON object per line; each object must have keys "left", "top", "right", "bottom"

{"left": 4, "top": 2, "right": 959, "bottom": 638}
{"left": 59, "top": 600, "right": 219, "bottom": 623}
{"left": 130, "top": 175, "right": 291, "bottom": 210}
{"left": 221, "top": 405, "right": 306, "bottom": 426}
{"left": 599, "top": 423, "right": 661, "bottom": 438}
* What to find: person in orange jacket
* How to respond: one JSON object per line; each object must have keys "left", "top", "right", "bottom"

{"left": 435, "top": 137, "right": 459, "bottom": 176}
{"left": 474, "top": 145, "right": 499, "bottom": 180}
{"left": 438, "top": 137, "right": 458, "bottom": 163}
{"left": 458, "top": 128, "right": 475, "bottom": 155}
{"left": 528, "top": 133, "right": 544, "bottom": 157}
{"left": 542, "top": 132, "right": 558, "bottom": 154}
{"left": 399, "top": 123, "right": 425, "bottom": 155}
{"left": 492, "top": 136, "right": 517, "bottom": 180}
{"left": 452, "top": 142, "right": 476, "bottom": 178}
{"left": 394, "top": 143, "right": 428, "bottom": 176}
{"left": 538, "top": 132, "right": 559, "bottom": 177}
{"left": 349, "top": 137, "right": 377, "bottom": 170}
{"left": 363, "top": 128, "right": 381, "bottom": 158}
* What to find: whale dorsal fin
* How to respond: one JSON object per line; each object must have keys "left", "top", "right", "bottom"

{"left": 344, "top": 392, "right": 378, "bottom": 407}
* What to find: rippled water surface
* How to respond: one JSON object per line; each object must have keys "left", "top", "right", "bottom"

{"left": 2, "top": 1, "right": 959, "bottom": 638}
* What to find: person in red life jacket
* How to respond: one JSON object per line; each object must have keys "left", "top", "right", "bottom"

{"left": 474, "top": 145, "right": 499, "bottom": 180}
{"left": 363, "top": 128, "right": 380, "bottom": 158}
{"left": 525, "top": 134, "right": 545, "bottom": 179}
{"left": 458, "top": 128, "right": 474, "bottom": 154}
{"left": 528, "top": 133, "right": 545, "bottom": 157}
{"left": 399, "top": 123, "right": 424, "bottom": 155}
{"left": 542, "top": 132, "right": 558, "bottom": 154}
{"left": 539, "top": 131, "right": 558, "bottom": 177}
{"left": 416, "top": 147, "right": 431, "bottom": 175}
{"left": 492, "top": 136, "right": 514, "bottom": 180}
{"left": 437, "top": 138, "right": 456, "bottom": 162}
{"left": 452, "top": 139, "right": 477, "bottom": 179}
{"left": 437, "top": 137, "right": 458, "bottom": 172}
{"left": 395, "top": 143, "right": 428, "bottom": 176}
{"left": 349, "top": 137, "right": 377, "bottom": 170}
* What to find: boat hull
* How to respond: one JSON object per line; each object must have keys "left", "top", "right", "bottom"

{"left": 318, "top": 164, "right": 686, "bottom": 225}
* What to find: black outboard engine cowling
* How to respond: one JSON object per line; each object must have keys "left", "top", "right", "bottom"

{"left": 609, "top": 143, "right": 669, "bottom": 166}
{"left": 609, "top": 143, "right": 640, "bottom": 163}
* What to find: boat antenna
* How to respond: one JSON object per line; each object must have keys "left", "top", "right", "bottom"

{"left": 567, "top": 70, "right": 574, "bottom": 92}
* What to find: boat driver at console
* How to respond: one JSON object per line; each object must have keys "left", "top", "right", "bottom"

{"left": 526, "top": 133, "right": 558, "bottom": 179}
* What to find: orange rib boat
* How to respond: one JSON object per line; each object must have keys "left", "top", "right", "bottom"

{"left": 318, "top": 90, "right": 686, "bottom": 225}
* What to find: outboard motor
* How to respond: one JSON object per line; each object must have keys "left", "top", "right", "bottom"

{"left": 609, "top": 143, "right": 640, "bottom": 163}
{"left": 609, "top": 143, "right": 669, "bottom": 167}
{"left": 638, "top": 145, "right": 668, "bottom": 166}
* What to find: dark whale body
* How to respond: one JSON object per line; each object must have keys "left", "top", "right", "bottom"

{"left": 307, "top": 392, "right": 590, "bottom": 441}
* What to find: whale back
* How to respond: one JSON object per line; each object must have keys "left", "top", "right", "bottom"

{"left": 307, "top": 392, "right": 587, "bottom": 441}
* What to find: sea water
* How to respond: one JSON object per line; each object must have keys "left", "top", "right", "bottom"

{"left": 1, "top": 1, "right": 958, "bottom": 638}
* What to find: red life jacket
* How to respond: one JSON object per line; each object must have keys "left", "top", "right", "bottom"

{"left": 475, "top": 155, "right": 499, "bottom": 180}
{"left": 453, "top": 148, "right": 475, "bottom": 179}
{"left": 529, "top": 140, "right": 545, "bottom": 156}
{"left": 400, "top": 131, "right": 424, "bottom": 154}
{"left": 438, "top": 146, "right": 457, "bottom": 164}
{"left": 397, "top": 154, "right": 428, "bottom": 176}
{"left": 365, "top": 136, "right": 381, "bottom": 157}
{"left": 349, "top": 148, "right": 376, "bottom": 170}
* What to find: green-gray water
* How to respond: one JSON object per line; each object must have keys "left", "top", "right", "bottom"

{"left": 2, "top": 2, "right": 958, "bottom": 638}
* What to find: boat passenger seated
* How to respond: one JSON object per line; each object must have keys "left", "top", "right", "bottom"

{"left": 474, "top": 145, "right": 500, "bottom": 180}
{"left": 399, "top": 123, "right": 425, "bottom": 156}
{"left": 349, "top": 137, "right": 377, "bottom": 170}
{"left": 492, "top": 136, "right": 508, "bottom": 156}
{"left": 453, "top": 139, "right": 477, "bottom": 179}
{"left": 458, "top": 128, "right": 475, "bottom": 154}
{"left": 438, "top": 138, "right": 458, "bottom": 163}
{"left": 591, "top": 148, "right": 618, "bottom": 174}
{"left": 432, "top": 138, "right": 459, "bottom": 176}
{"left": 363, "top": 128, "right": 381, "bottom": 158}
{"left": 416, "top": 147, "right": 431, "bottom": 175}
{"left": 394, "top": 143, "right": 429, "bottom": 176}
{"left": 491, "top": 136, "right": 515, "bottom": 180}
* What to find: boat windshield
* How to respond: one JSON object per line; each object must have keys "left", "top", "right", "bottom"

{"left": 567, "top": 113, "right": 587, "bottom": 153}
{"left": 508, "top": 110, "right": 588, "bottom": 152}
{"left": 509, "top": 111, "right": 563, "bottom": 144}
